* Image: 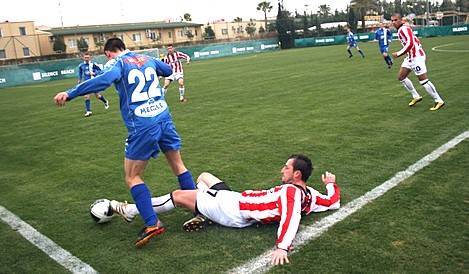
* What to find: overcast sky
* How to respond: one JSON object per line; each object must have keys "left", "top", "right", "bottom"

{"left": 2, "top": 0, "right": 353, "bottom": 27}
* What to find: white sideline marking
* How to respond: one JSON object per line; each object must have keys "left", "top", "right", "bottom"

{"left": 229, "top": 130, "right": 469, "bottom": 274}
{"left": 432, "top": 43, "right": 469, "bottom": 53}
{"left": 0, "top": 205, "right": 98, "bottom": 274}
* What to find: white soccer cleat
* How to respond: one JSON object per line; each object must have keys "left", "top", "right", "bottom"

{"left": 110, "top": 200, "right": 136, "bottom": 223}
{"left": 104, "top": 100, "right": 110, "bottom": 110}
{"left": 84, "top": 111, "right": 93, "bottom": 117}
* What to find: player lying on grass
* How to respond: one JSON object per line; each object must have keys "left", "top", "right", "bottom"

{"left": 109, "top": 154, "right": 340, "bottom": 265}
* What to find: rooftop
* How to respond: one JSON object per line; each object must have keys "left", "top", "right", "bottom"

{"left": 49, "top": 21, "right": 203, "bottom": 36}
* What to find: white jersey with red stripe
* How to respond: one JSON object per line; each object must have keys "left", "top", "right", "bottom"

{"left": 195, "top": 182, "right": 340, "bottom": 250}
{"left": 396, "top": 24, "right": 425, "bottom": 60}
{"left": 163, "top": 51, "right": 190, "bottom": 74}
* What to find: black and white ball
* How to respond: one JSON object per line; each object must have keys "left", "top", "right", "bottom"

{"left": 90, "top": 199, "right": 113, "bottom": 223}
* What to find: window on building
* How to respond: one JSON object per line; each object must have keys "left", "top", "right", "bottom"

{"left": 195, "top": 29, "right": 198, "bottom": 36}
{"left": 150, "top": 32, "right": 157, "bottom": 40}
{"left": 132, "top": 33, "right": 141, "bottom": 42}
{"left": 19, "top": 27, "right": 26, "bottom": 36}
{"left": 0, "top": 49, "right": 6, "bottom": 59}
{"left": 168, "top": 32, "right": 172, "bottom": 38}
{"left": 178, "top": 30, "right": 184, "bottom": 37}
{"left": 222, "top": 28, "right": 228, "bottom": 35}
{"left": 23, "top": 47, "right": 30, "bottom": 57}
{"left": 68, "top": 39, "right": 77, "bottom": 48}
{"left": 0, "top": 28, "right": 3, "bottom": 37}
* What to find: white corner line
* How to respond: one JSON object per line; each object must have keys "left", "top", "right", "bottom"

{"left": 228, "top": 130, "right": 469, "bottom": 274}
{"left": 0, "top": 205, "right": 98, "bottom": 274}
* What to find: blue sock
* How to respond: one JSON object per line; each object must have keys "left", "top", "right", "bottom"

{"left": 130, "top": 184, "right": 157, "bottom": 227}
{"left": 177, "top": 170, "right": 196, "bottom": 190}
{"left": 98, "top": 95, "right": 107, "bottom": 104}
{"left": 85, "top": 99, "right": 91, "bottom": 112}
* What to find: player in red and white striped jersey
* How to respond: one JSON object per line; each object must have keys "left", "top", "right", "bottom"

{"left": 162, "top": 44, "right": 191, "bottom": 102}
{"left": 391, "top": 13, "right": 445, "bottom": 111}
{"left": 110, "top": 154, "right": 340, "bottom": 265}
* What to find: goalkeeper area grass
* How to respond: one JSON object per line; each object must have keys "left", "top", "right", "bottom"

{"left": 0, "top": 35, "right": 468, "bottom": 273}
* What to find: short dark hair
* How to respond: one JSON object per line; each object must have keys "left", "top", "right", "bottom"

{"left": 104, "top": 38, "right": 126, "bottom": 52}
{"left": 167, "top": 44, "right": 174, "bottom": 48}
{"left": 392, "top": 13, "right": 402, "bottom": 19}
{"left": 288, "top": 154, "right": 313, "bottom": 182}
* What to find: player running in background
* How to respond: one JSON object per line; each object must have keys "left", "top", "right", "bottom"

{"left": 391, "top": 13, "right": 445, "bottom": 110}
{"left": 345, "top": 27, "right": 365, "bottom": 58}
{"left": 162, "top": 44, "right": 190, "bottom": 102}
{"left": 54, "top": 38, "right": 197, "bottom": 248}
{"left": 375, "top": 23, "right": 393, "bottom": 69}
{"left": 77, "top": 53, "right": 109, "bottom": 117}
{"left": 110, "top": 154, "right": 341, "bottom": 265}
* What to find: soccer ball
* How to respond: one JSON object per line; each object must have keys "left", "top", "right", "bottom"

{"left": 90, "top": 199, "right": 113, "bottom": 223}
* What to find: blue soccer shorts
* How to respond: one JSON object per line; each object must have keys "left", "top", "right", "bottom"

{"left": 124, "top": 120, "right": 182, "bottom": 160}
{"left": 379, "top": 45, "right": 389, "bottom": 54}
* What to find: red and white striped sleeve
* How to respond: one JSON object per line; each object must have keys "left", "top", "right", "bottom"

{"left": 304, "top": 183, "right": 340, "bottom": 214}
{"left": 177, "top": 51, "right": 190, "bottom": 62}
{"left": 396, "top": 26, "right": 414, "bottom": 57}
{"left": 275, "top": 185, "right": 302, "bottom": 251}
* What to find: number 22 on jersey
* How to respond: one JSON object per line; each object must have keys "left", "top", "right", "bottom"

{"left": 128, "top": 67, "right": 162, "bottom": 103}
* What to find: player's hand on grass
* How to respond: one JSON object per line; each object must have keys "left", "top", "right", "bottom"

{"left": 271, "top": 248, "right": 289, "bottom": 265}
{"left": 54, "top": 92, "right": 69, "bottom": 107}
{"left": 322, "top": 171, "right": 336, "bottom": 184}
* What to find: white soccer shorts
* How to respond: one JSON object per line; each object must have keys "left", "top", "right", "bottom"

{"left": 165, "top": 72, "right": 184, "bottom": 82}
{"left": 196, "top": 189, "right": 256, "bottom": 228}
{"left": 401, "top": 55, "right": 427, "bottom": 76}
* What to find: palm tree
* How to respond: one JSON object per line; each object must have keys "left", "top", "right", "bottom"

{"left": 234, "top": 17, "right": 243, "bottom": 22}
{"left": 257, "top": 1, "right": 273, "bottom": 31}
{"left": 350, "top": 0, "right": 378, "bottom": 31}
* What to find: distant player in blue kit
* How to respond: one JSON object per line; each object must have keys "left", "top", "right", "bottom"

{"left": 375, "top": 23, "right": 393, "bottom": 68}
{"left": 54, "top": 38, "right": 197, "bottom": 247}
{"left": 77, "top": 53, "right": 109, "bottom": 117}
{"left": 345, "top": 27, "right": 365, "bottom": 58}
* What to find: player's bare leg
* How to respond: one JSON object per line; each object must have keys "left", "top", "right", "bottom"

{"left": 162, "top": 79, "right": 172, "bottom": 95}
{"left": 398, "top": 67, "right": 422, "bottom": 106}
{"left": 164, "top": 150, "right": 196, "bottom": 190}
{"left": 197, "top": 172, "right": 224, "bottom": 189}
{"left": 417, "top": 73, "right": 445, "bottom": 110}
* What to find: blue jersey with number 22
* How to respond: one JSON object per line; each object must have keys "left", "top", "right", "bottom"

{"left": 67, "top": 50, "right": 173, "bottom": 134}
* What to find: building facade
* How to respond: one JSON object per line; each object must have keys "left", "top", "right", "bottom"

{"left": 49, "top": 21, "right": 204, "bottom": 54}
{"left": 0, "top": 21, "right": 54, "bottom": 60}
{"left": 207, "top": 20, "right": 268, "bottom": 40}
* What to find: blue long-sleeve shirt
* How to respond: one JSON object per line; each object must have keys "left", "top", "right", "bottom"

{"left": 67, "top": 50, "right": 173, "bottom": 134}
{"left": 375, "top": 28, "right": 392, "bottom": 47}
{"left": 78, "top": 61, "right": 102, "bottom": 81}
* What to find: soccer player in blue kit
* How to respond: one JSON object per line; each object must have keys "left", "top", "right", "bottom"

{"left": 54, "top": 38, "right": 197, "bottom": 247}
{"left": 77, "top": 53, "right": 109, "bottom": 117}
{"left": 375, "top": 23, "right": 393, "bottom": 69}
{"left": 345, "top": 27, "right": 365, "bottom": 58}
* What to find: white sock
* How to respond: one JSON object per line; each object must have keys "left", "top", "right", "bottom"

{"left": 151, "top": 193, "right": 175, "bottom": 214}
{"left": 126, "top": 204, "right": 139, "bottom": 217}
{"left": 420, "top": 79, "right": 443, "bottom": 103}
{"left": 162, "top": 88, "right": 167, "bottom": 95}
{"left": 400, "top": 78, "right": 420, "bottom": 99}
{"left": 179, "top": 87, "right": 185, "bottom": 97}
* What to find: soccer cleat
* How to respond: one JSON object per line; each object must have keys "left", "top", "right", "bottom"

{"left": 135, "top": 222, "right": 166, "bottom": 248}
{"left": 110, "top": 200, "right": 135, "bottom": 223}
{"left": 84, "top": 111, "right": 93, "bottom": 117}
{"left": 408, "top": 97, "right": 423, "bottom": 107}
{"left": 430, "top": 102, "right": 445, "bottom": 111}
{"left": 179, "top": 96, "right": 187, "bottom": 103}
{"left": 104, "top": 100, "right": 110, "bottom": 110}
{"left": 182, "top": 214, "right": 208, "bottom": 232}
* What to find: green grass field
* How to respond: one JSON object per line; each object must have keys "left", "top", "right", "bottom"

{"left": 0, "top": 35, "right": 468, "bottom": 274}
